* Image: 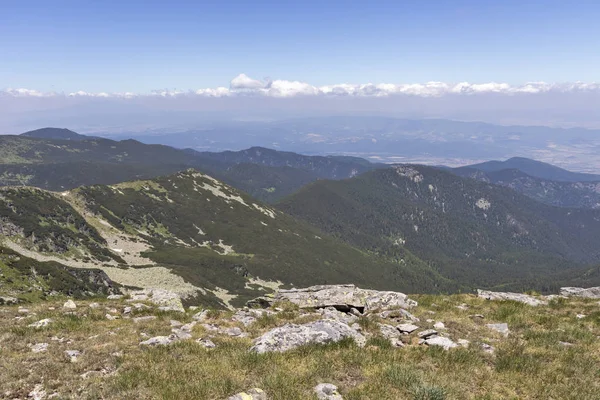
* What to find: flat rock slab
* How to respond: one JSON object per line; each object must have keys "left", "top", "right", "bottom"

{"left": 477, "top": 290, "right": 547, "bottom": 306}
{"left": 254, "top": 284, "right": 416, "bottom": 312}
{"left": 397, "top": 323, "right": 419, "bottom": 334}
{"left": 560, "top": 287, "right": 600, "bottom": 299}
{"left": 315, "top": 383, "right": 344, "bottom": 400}
{"left": 417, "top": 329, "right": 438, "bottom": 339}
{"left": 251, "top": 319, "right": 366, "bottom": 353}
{"left": 487, "top": 323, "right": 510, "bottom": 336}
{"left": 423, "top": 336, "right": 458, "bottom": 350}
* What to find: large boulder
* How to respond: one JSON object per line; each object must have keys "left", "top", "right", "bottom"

{"left": 477, "top": 290, "right": 547, "bottom": 306}
{"left": 560, "top": 287, "right": 600, "bottom": 299}
{"left": 251, "top": 284, "right": 416, "bottom": 312}
{"left": 250, "top": 319, "right": 366, "bottom": 353}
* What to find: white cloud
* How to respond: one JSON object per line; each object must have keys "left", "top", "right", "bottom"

{"left": 3, "top": 75, "right": 600, "bottom": 99}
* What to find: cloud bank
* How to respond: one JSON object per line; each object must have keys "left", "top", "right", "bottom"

{"left": 3, "top": 74, "right": 600, "bottom": 99}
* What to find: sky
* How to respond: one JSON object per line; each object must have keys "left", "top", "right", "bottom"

{"left": 2, "top": 0, "right": 600, "bottom": 94}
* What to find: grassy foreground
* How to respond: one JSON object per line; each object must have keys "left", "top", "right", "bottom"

{"left": 1, "top": 294, "right": 599, "bottom": 399}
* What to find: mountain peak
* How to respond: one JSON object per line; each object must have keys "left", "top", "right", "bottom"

{"left": 20, "top": 127, "right": 90, "bottom": 141}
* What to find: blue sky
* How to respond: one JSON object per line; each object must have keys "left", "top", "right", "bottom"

{"left": 2, "top": 0, "right": 600, "bottom": 92}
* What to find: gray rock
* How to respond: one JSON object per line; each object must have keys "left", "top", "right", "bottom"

{"left": 88, "top": 303, "right": 100, "bottom": 309}
{"left": 576, "top": 314, "right": 586, "bottom": 319}
{"left": 192, "top": 310, "right": 210, "bottom": 322}
{"left": 65, "top": 350, "right": 81, "bottom": 362}
{"left": 456, "top": 303, "right": 469, "bottom": 310}
{"left": 379, "top": 308, "right": 419, "bottom": 322}
{"left": 30, "top": 343, "right": 49, "bottom": 353}
{"left": 18, "top": 307, "right": 30, "bottom": 314}
{"left": 128, "top": 289, "right": 185, "bottom": 312}
{"left": 486, "top": 323, "right": 509, "bottom": 337}
{"left": 28, "top": 384, "right": 46, "bottom": 400}
{"left": 196, "top": 338, "right": 216, "bottom": 349}
{"left": 560, "top": 286, "right": 600, "bottom": 299}
{"left": 469, "top": 314, "right": 485, "bottom": 319}
{"left": 559, "top": 341, "right": 573, "bottom": 347}
{"left": 417, "top": 329, "right": 438, "bottom": 339}
{"left": 318, "top": 307, "right": 358, "bottom": 325}
{"left": 481, "top": 343, "right": 495, "bottom": 354}
{"left": 0, "top": 296, "right": 18, "bottom": 305}
{"left": 107, "top": 294, "right": 123, "bottom": 300}
{"left": 28, "top": 318, "right": 52, "bottom": 329}
{"left": 232, "top": 308, "right": 275, "bottom": 327}
{"left": 105, "top": 314, "right": 118, "bottom": 321}
{"left": 397, "top": 323, "right": 419, "bottom": 334}
{"left": 379, "top": 323, "right": 401, "bottom": 339}
{"left": 477, "top": 289, "right": 547, "bottom": 306}
{"left": 225, "top": 327, "right": 246, "bottom": 337}
{"left": 433, "top": 322, "right": 446, "bottom": 330}
{"left": 314, "top": 383, "right": 343, "bottom": 400}
{"left": 227, "top": 388, "right": 267, "bottom": 400}
{"left": 133, "top": 316, "right": 157, "bottom": 323}
{"left": 254, "top": 284, "right": 416, "bottom": 312}
{"left": 140, "top": 335, "right": 177, "bottom": 346}
{"left": 423, "top": 336, "right": 458, "bottom": 350}
{"left": 251, "top": 319, "right": 366, "bottom": 353}
{"left": 63, "top": 299, "right": 77, "bottom": 309}
{"left": 457, "top": 339, "right": 470, "bottom": 348}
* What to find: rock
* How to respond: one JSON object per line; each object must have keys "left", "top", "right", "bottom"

{"left": 397, "top": 323, "right": 419, "bottom": 334}
{"left": 28, "top": 384, "right": 46, "bottom": 400}
{"left": 63, "top": 299, "right": 77, "bottom": 309}
{"left": 192, "top": 310, "right": 210, "bottom": 322}
{"left": 30, "top": 343, "right": 49, "bottom": 353}
{"left": 349, "top": 308, "right": 362, "bottom": 317}
{"left": 251, "top": 319, "right": 366, "bottom": 353}
{"left": 88, "top": 303, "right": 100, "bottom": 309}
{"left": 140, "top": 335, "right": 177, "bottom": 346}
{"left": 107, "top": 294, "right": 123, "bottom": 300}
{"left": 225, "top": 327, "right": 246, "bottom": 337}
{"left": 379, "top": 323, "right": 401, "bottom": 339}
{"left": 560, "top": 286, "right": 600, "bottom": 299}
{"left": 65, "top": 350, "right": 81, "bottom": 362}
{"left": 423, "top": 336, "right": 458, "bottom": 350}
{"left": 559, "top": 341, "right": 573, "bottom": 347}
{"left": 0, "top": 296, "right": 18, "bottom": 305}
{"left": 477, "top": 289, "right": 547, "bottom": 306}
{"left": 576, "top": 314, "right": 586, "bottom": 319}
{"left": 232, "top": 308, "right": 275, "bottom": 327}
{"left": 170, "top": 320, "right": 183, "bottom": 327}
{"left": 417, "top": 329, "right": 438, "bottom": 339}
{"left": 196, "top": 338, "right": 216, "bottom": 349}
{"left": 227, "top": 388, "right": 267, "bottom": 400}
{"left": 106, "top": 314, "right": 118, "bottom": 321}
{"left": 172, "top": 321, "right": 197, "bottom": 340}
{"left": 318, "top": 307, "right": 358, "bottom": 325}
{"left": 433, "top": 322, "right": 446, "bottom": 330}
{"left": 28, "top": 318, "right": 52, "bottom": 329}
{"left": 486, "top": 323, "right": 509, "bottom": 337}
{"left": 378, "top": 308, "right": 419, "bottom": 322}
{"left": 457, "top": 339, "right": 470, "bottom": 348}
{"left": 123, "top": 306, "right": 132, "bottom": 314}
{"left": 481, "top": 343, "right": 495, "bottom": 354}
{"left": 18, "top": 307, "right": 29, "bottom": 314}
{"left": 128, "top": 289, "right": 185, "bottom": 312}
{"left": 252, "top": 284, "right": 416, "bottom": 312}
{"left": 314, "top": 383, "right": 343, "bottom": 400}
{"left": 456, "top": 303, "right": 469, "bottom": 310}
{"left": 469, "top": 314, "right": 485, "bottom": 319}
{"left": 133, "top": 316, "right": 157, "bottom": 323}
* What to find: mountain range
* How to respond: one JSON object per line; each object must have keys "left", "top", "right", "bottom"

{"left": 1, "top": 127, "right": 599, "bottom": 305}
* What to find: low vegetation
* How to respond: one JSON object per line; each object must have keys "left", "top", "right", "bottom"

{"left": 1, "top": 293, "right": 599, "bottom": 399}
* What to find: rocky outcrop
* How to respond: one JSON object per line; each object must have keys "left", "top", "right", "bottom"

{"left": 127, "top": 288, "right": 185, "bottom": 312}
{"left": 560, "top": 287, "right": 600, "bottom": 299}
{"left": 250, "top": 284, "right": 416, "bottom": 312}
{"left": 250, "top": 319, "right": 366, "bottom": 353}
{"left": 477, "top": 289, "right": 547, "bottom": 306}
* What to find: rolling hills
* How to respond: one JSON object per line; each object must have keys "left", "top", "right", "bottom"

{"left": 0, "top": 170, "right": 452, "bottom": 306}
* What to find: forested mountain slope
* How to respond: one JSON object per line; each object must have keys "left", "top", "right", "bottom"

{"left": 278, "top": 165, "right": 600, "bottom": 291}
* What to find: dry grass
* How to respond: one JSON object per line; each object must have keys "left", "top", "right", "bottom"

{"left": 1, "top": 294, "right": 599, "bottom": 399}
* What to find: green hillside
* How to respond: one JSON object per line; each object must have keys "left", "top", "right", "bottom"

{"left": 278, "top": 165, "right": 600, "bottom": 292}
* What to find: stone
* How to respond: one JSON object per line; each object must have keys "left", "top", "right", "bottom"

{"left": 30, "top": 343, "right": 49, "bottom": 353}
{"left": 225, "top": 327, "right": 246, "bottom": 337}
{"left": 433, "top": 322, "right": 446, "bottom": 330}
{"left": 192, "top": 310, "right": 210, "bottom": 322}
{"left": 318, "top": 307, "right": 358, "bottom": 325}
{"left": 477, "top": 289, "right": 547, "bottom": 306}
{"left": 140, "top": 335, "right": 177, "bottom": 346}
{"left": 469, "top": 314, "right": 485, "bottom": 319}
{"left": 232, "top": 308, "right": 275, "bottom": 327}
{"left": 397, "top": 323, "right": 419, "bottom": 334}
{"left": 28, "top": 384, "right": 46, "bottom": 400}
{"left": 378, "top": 308, "right": 419, "bottom": 322}
{"left": 106, "top": 314, "right": 118, "bottom": 320}
{"left": 28, "top": 318, "right": 52, "bottom": 329}
{"left": 88, "top": 303, "right": 100, "bottom": 309}
{"left": 481, "top": 343, "right": 495, "bottom": 354}
{"left": 379, "top": 323, "right": 401, "bottom": 340}
{"left": 170, "top": 320, "right": 183, "bottom": 327}
{"left": 18, "top": 307, "right": 30, "bottom": 314}
{"left": 417, "top": 329, "right": 438, "bottom": 339}
{"left": 196, "top": 338, "right": 216, "bottom": 349}
{"left": 65, "top": 350, "right": 81, "bottom": 362}
{"left": 314, "top": 383, "right": 343, "bottom": 400}
{"left": 227, "top": 388, "right": 267, "bottom": 400}
{"left": 486, "top": 323, "right": 509, "bottom": 337}
{"left": 133, "top": 316, "right": 157, "bottom": 323}
{"left": 63, "top": 299, "right": 77, "bottom": 309}
{"left": 107, "top": 294, "right": 123, "bottom": 300}
{"left": 123, "top": 306, "right": 132, "bottom": 314}
{"left": 560, "top": 286, "right": 600, "bottom": 299}
{"left": 457, "top": 339, "right": 470, "bottom": 348}
{"left": 559, "top": 341, "right": 573, "bottom": 347}
{"left": 0, "top": 296, "right": 18, "bottom": 305}
{"left": 251, "top": 319, "right": 366, "bottom": 353}
{"left": 251, "top": 284, "right": 416, "bottom": 312}
{"left": 456, "top": 303, "right": 469, "bottom": 310}
{"left": 423, "top": 336, "right": 458, "bottom": 350}
{"left": 127, "top": 289, "right": 185, "bottom": 312}
{"left": 576, "top": 314, "right": 586, "bottom": 319}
